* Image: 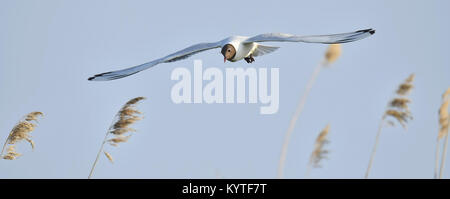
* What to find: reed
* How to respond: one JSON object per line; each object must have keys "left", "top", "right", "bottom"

{"left": 277, "top": 44, "right": 341, "bottom": 178}
{"left": 306, "top": 124, "right": 330, "bottom": 177}
{"left": 88, "top": 97, "right": 145, "bottom": 179}
{"left": 435, "top": 88, "right": 450, "bottom": 178}
{"left": 365, "top": 74, "right": 414, "bottom": 178}
{"left": 1, "top": 112, "right": 43, "bottom": 160}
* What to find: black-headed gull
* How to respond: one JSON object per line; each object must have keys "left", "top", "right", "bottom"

{"left": 88, "top": 29, "right": 375, "bottom": 81}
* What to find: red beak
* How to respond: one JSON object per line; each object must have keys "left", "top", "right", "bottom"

{"left": 224, "top": 57, "right": 227, "bottom": 63}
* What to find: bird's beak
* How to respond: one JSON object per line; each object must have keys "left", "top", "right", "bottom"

{"left": 224, "top": 57, "right": 227, "bottom": 63}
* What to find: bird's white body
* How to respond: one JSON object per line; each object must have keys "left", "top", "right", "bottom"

{"left": 88, "top": 29, "right": 375, "bottom": 81}
{"left": 219, "top": 36, "right": 256, "bottom": 62}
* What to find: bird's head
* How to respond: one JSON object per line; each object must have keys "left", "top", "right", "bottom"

{"left": 221, "top": 44, "right": 236, "bottom": 63}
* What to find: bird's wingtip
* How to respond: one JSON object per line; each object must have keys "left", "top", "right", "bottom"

{"left": 87, "top": 71, "right": 114, "bottom": 81}
{"left": 356, "top": 28, "right": 376, "bottom": 34}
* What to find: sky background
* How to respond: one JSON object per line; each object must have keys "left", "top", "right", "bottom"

{"left": 0, "top": 0, "right": 449, "bottom": 179}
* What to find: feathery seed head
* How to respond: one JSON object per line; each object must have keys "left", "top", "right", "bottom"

{"left": 390, "top": 98, "right": 411, "bottom": 110}
{"left": 110, "top": 97, "right": 145, "bottom": 136}
{"left": 384, "top": 74, "right": 414, "bottom": 129}
{"left": 1, "top": 112, "right": 43, "bottom": 160}
{"left": 396, "top": 74, "right": 415, "bottom": 95}
{"left": 108, "top": 135, "right": 131, "bottom": 145}
{"left": 438, "top": 88, "right": 450, "bottom": 139}
{"left": 309, "top": 124, "right": 330, "bottom": 168}
{"left": 2, "top": 146, "right": 21, "bottom": 160}
{"left": 384, "top": 109, "right": 412, "bottom": 129}
{"left": 125, "top": 97, "right": 146, "bottom": 106}
{"left": 324, "top": 44, "right": 341, "bottom": 65}
{"left": 443, "top": 88, "right": 450, "bottom": 101}
{"left": 101, "top": 97, "right": 145, "bottom": 163}
{"left": 110, "top": 128, "right": 137, "bottom": 135}
{"left": 104, "top": 151, "right": 114, "bottom": 163}
{"left": 89, "top": 97, "right": 146, "bottom": 178}
{"left": 25, "top": 112, "right": 43, "bottom": 122}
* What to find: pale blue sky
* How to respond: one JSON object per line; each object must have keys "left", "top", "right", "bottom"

{"left": 0, "top": 0, "right": 449, "bottom": 178}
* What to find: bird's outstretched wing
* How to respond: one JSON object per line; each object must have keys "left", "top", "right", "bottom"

{"left": 88, "top": 42, "right": 222, "bottom": 81}
{"left": 244, "top": 29, "right": 375, "bottom": 44}
{"left": 252, "top": 44, "right": 280, "bottom": 57}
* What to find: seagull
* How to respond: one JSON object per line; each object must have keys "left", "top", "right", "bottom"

{"left": 88, "top": 29, "right": 375, "bottom": 81}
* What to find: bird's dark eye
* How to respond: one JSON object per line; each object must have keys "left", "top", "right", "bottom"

{"left": 227, "top": 49, "right": 231, "bottom": 52}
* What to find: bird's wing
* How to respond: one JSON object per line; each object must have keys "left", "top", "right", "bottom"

{"left": 252, "top": 44, "right": 280, "bottom": 57}
{"left": 243, "top": 29, "right": 375, "bottom": 44}
{"left": 88, "top": 42, "right": 222, "bottom": 81}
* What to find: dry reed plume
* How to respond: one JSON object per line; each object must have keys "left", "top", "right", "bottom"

{"left": 435, "top": 88, "right": 450, "bottom": 178}
{"left": 365, "top": 74, "right": 414, "bottom": 178}
{"left": 1, "top": 112, "right": 43, "bottom": 160}
{"left": 306, "top": 124, "right": 330, "bottom": 177}
{"left": 324, "top": 44, "right": 342, "bottom": 66}
{"left": 277, "top": 44, "right": 341, "bottom": 178}
{"left": 88, "top": 97, "right": 145, "bottom": 179}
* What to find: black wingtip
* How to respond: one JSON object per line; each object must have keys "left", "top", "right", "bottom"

{"left": 88, "top": 71, "right": 113, "bottom": 81}
{"left": 356, "top": 28, "right": 376, "bottom": 35}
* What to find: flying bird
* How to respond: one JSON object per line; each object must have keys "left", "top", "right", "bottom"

{"left": 88, "top": 29, "right": 375, "bottom": 81}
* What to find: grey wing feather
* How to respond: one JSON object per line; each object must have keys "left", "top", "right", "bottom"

{"left": 253, "top": 44, "right": 280, "bottom": 57}
{"left": 163, "top": 42, "right": 222, "bottom": 62}
{"left": 88, "top": 42, "right": 221, "bottom": 81}
{"left": 244, "top": 29, "right": 375, "bottom": 44}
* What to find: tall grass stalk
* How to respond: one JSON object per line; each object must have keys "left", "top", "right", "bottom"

{"left": 365, "top": 120, "right": 384, "bottom": 178}
{"left": 365, "top": 74, "right": 414, "bottom": 178}
{"left": 1, "top": 112, "right": 43, "bottom": 160}
{"left": 435, "top": 137, "right": 441, "bottom": 179}
{"left": 440, "top": 134, "right": 449, "bottom": 178}
{"left": 305, "top": 124, "right": 330, "bottom": 178}
{"left": 88, "top": 97, "right": 145, "bottom": 179}
{"left": 277, "top": 44, "right": 341, "bottom": 178}
{"left": 436, "top": 88, "right": 450, "bottom": 178}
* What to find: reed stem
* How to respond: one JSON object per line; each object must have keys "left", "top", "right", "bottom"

{"left": 305, "top": 164, "right": 313, "bottom": 178}
{"left": 439, "top": 132, "right": 449, "bottom": 179}
{"left": 365, "top": 118, "right": 385, "bottom": 179}
{"left": 0, "top": 131, "right": 13, "bottom": 158}
{"left": 88, "top": 131, "right": 110, "bottom": 179}
{"left": 88, "top": 115, "right": 117, "bottom": 179}
{"left": 0, "top": 139, "right": 8, "bottom": 158}
{"left": 277, "top": 61, "right": 323, "bottom": 178}
{"left": 435, "top": 138, "right": 441, "bottom": 179}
